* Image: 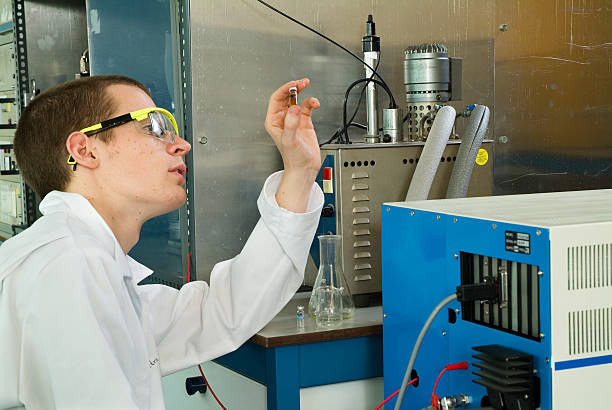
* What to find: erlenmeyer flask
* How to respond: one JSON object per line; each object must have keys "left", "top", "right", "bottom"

{"left": 308, "top": 235, "right": 355, "bottom": 325}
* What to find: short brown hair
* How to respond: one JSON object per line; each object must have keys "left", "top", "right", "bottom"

{"left": 14, "top": 75, "right": 151, "bottom": 198}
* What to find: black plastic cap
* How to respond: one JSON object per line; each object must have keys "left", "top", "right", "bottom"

{"left": 366, "top": 14, "right": 375, "bottom": 35}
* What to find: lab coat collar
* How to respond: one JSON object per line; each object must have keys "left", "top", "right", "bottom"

{"left": 126, "top": 256, "right": 154, "bottom": 285}
{"left": 39, "top": 191, "right": 153, "bottom": 282}
{"left": 40, "top": 191, "right": 119, "bottom": 257}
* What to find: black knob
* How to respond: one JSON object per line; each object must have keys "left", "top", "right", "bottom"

{"left": 185, "top": 376, "right": 207, "bottom": 396}
{"left": 321, "top": 204, "right": 335, "bottom": 217}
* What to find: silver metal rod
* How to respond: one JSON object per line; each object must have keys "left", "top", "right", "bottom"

{"left": 364, "top": 51, "right": 379, "bottom": 139}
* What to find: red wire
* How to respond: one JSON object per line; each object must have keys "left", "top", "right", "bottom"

{"left": 430, "top": 368, "right": 448, "bottom": 409}
{"left": 374, "top": 378, "right": 418, "bottom": 410}
{"left": 187, "top": 252, "right": 191, "bottom": 283}
{"left": 198, "top": 364, "right": 227, "bottom": 410}
{"left": 191, "top": 255, "right": 226, "bottom": 409}
{"left": 431, "top": 361, "right": 468, "bottom": 409}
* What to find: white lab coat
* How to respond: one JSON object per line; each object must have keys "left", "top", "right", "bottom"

{"left": 0, "top": 171, "right": 323, "bottom": 410}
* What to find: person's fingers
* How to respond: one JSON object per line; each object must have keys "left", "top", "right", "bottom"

{"left": 282, "top": 104, "right": 301, "bottom": 144}
{"left": 295, "top": 78, "right": 310, "bottom": 93}
{"left": 299, "top": 97, "right": 320, "bottom": 118}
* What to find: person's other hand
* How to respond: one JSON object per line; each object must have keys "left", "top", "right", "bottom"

{"left": 265, "top": 78, "right": 321, "bottom": 176}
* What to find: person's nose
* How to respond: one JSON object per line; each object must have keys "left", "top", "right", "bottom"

{"left": 167, "top": 135, "right": 192, "bottom": 156}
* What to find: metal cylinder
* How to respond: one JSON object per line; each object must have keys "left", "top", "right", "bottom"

{"left": 364, "top": 51, "right": 379, "bottom": 143}
{"left": 382, "top": 108, "right": 402, "bottom": 143}
{"left": 403, "top": 44, "right": 451, "bottom": 103}
{"left": 403, "top": 44, "right": 453, "bottom": 141}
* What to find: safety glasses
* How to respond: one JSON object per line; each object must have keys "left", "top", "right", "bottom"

{"left": 79, "top": 107, "right": 179, "bottom": 144}
{"left": 67, "top": 107, "right": 180, "bottom": 170}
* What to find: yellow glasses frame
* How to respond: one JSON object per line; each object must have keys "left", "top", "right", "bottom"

{"left": 79, "top": 107, "right": 179, "bottom": 138}
{"left": 67, "top": 107, "right": 179, "bottom": 169}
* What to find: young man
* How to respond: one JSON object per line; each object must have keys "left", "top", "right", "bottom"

{"left": 0, "top": 75, "right": 323, "bottom": 409}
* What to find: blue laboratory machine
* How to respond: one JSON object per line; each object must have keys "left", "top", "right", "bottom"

{"left": 382, "top": 189, "right": 612, "bottom": 410}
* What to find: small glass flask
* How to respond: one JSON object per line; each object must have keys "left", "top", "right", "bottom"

{"left": 308, "top": 235, "right": 355, "bottom": 326}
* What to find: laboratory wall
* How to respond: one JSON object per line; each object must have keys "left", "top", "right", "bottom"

{"left": 4, "top": 0, "right": 611, "bottom": 283}
{"left": 187, "top": 0, "right": 611, "bottom": 280}
{"left": 494, "top": 1, "right": 612, "bottom": 194}
{"left": 188, "top": 0, "right": 496, "bottom": 280}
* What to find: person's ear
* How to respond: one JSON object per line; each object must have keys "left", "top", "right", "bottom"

{"left": 66, "top": 132, "right": 100, "bottom": 170}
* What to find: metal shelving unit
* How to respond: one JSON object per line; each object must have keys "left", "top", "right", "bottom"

{"left": 0, "top": 0, "right": 23, "bottom": 240}
{"left": 0, "top": 0, "right": 90, "bottom": 241}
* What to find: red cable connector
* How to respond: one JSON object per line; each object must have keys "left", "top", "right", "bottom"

{"left": 445, "top": 361, "right": 468, "bottom": 371}
{"left": 431, "top": 361, "right": 468, "bottom": 410}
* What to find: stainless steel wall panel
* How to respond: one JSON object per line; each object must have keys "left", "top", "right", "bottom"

{"left": 494, "top": 1, "right": 612, "bottom": 194}
{"left": 189, "top": 1, "right": 495, "bottom": 280}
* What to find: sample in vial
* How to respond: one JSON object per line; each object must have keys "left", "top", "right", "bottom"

{"left": 289, "top": 86, "right": 298, "bottom": 106}
{"left": 296, "top": 305, "right": 305, "bottom": 329}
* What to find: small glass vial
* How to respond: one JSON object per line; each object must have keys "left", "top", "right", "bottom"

{"left": 296, "top": 305, "right": 305, "bottom": 330}
{"left": 289, "top": 86, "right": 298, "bottom": 106}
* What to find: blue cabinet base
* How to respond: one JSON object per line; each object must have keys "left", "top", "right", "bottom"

{"left": 214, "top": 335, "right": 382, "bottom": 410}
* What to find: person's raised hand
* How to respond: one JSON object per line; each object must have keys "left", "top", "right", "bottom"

{"left": 265, "top": 78, "right": 321, "bottom": 176}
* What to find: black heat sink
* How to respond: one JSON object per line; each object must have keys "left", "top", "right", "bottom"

{"left": 472, "top": 344, "right": 540, "bottom": 410}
